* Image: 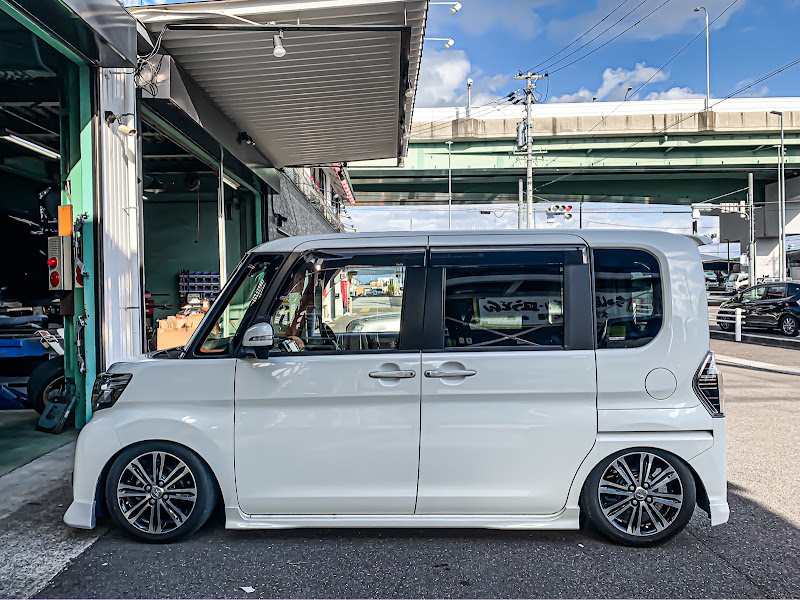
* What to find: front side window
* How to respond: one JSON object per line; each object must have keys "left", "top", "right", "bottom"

{"left": 741, "top": 286, "right": 765, "bottom": 302}
{"left": 442, "top": 256, "right": 565, "bottom": 349}
{"left": 593, "top": 249, "right": 663, "bottom": 349}
{"left": 197, "top": 256, "right": 283, "bottom": 354}
{"left": 266, "top": 254, "right": 411, "bottom": 353}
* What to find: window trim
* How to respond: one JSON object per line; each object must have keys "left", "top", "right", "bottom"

{"left": 251, "top": 247, "right": 428, "bottom": 357}
{"left": 422, "top": 246, "right": 594, "bottom": 353}
{"left": 592, "top": 247, "right": 665, "bottom": 351}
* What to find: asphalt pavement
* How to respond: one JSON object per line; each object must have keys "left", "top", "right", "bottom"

{"left": 1, "top": 344, "right": 797, "bottom": 599}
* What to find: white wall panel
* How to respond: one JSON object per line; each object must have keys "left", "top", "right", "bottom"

{"left": 98, "top": 68, "right": 143, "bottom": 367}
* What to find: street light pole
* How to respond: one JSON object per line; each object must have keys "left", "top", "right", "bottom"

{"left": 723, "top": 238, "right": 730, "bottom": 268}
{"left": 694, "top": 6, "right": 710, "bottom": 111}
{"left": 771, "top": 110, "right": 786, "bottom": 279}
{"left": 446, "top": 140, "right": 453, "bottom": 230}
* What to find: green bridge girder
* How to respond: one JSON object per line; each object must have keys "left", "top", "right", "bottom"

{"left": 350, "top": 131, "right": 799, "bottom": 206}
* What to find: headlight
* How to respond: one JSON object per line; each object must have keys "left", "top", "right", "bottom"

{"left": 91, "top": 373, "right": 132, "bottom": 412}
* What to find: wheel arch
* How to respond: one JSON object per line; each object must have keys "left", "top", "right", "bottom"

{"left": 97, "top": 439, "right": 226, "bottom": 517}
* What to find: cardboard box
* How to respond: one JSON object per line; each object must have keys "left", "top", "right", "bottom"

{"left": 156, "top": 312, "right": 205, "bottom": 350}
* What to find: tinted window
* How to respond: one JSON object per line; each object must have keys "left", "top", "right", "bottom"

{"left": 593, "top": 249, "right": 663, "bottom": 349}
{"left": 442, "top": 254, "right": 565, "bottom": 349}
{"left": 789, "top": 283, "right": 800, "bottom": 296}
{"left": 266, "top": 254, "right": 411, "bottom": 353}
{"left": 765, "top": 285, "right": 787, "bottom": 300}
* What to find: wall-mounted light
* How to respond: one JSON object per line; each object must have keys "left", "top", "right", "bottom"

{"left": 0, "top": 130, "right": 60, "bottom": 159}
{"left": 431, "top": 2, "right": 462, "bottom": 14}
{"left": 238, "top": 131, "right": 256, "bottom": 146}
{"left": 427, "top": 37, "right": 455, "bottom": 50}
{"left": 222, "top": 173, "right": 240, "bottom": 189}
{"left": 144, "top": 178, "right": 166, "bottom": 194}
{"left": 405, "top": 82, "right": 415, "bottom": 99}
{"left": 272, "top": 30, "right": 286, "bottom": 57}
{"left": 104, "top": 111, "right": 138, "bottom": 137}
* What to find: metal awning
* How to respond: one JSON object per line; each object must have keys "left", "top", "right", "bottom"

{"left": 132, "top": 0, "right": 427, "bottom": 168}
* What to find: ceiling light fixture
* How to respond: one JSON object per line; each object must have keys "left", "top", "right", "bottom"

{"left": 144, "top": 178, "right": 166, "bottom": 194}
{"left": 272, "top": 30, "right": 286, "bottom": 57}
{"left": 0, "top": 132, "right": 61, "bottom": 159}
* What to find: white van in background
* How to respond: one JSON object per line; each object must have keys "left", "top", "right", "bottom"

{"left": 65, "top": 230, "right": 727, "bottom": 547}
{"left": 725, "top": 272, "right": 749, "bottom": 293}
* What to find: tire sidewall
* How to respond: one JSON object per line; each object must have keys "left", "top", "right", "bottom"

{"left": 582, "top": 447, "right": 696, "bottom": 547}
{"left": 105, "top": 441, "right": 217, "bottom": 543}
{"left": 27, "top": 357, "right": 65, "bottom": 414}
{"left": 779, "top": 315, "right": 799, "bottom": 337}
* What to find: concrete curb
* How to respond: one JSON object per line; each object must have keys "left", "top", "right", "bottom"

{"left": 710, "top": 329, "right": 800, "bottom": 350}
{"left": 715, "top": 354, "right": 800, "bottom": 377}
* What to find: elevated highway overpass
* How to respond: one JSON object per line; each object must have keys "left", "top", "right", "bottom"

{"left": 349, "top": 97, "right": 800, "bottom": 278}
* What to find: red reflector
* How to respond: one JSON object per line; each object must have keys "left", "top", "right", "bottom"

{"left": 565, "top": 205, "right": 572, "bottom": 212}
{"left": 50, "top": 271, "right": 60, "bottom": 287}
{"left": 75, "top": 267, "right": 83, "bottom": 286}
{"left": 47, "top": 257, "right": 58, "bottom": 268}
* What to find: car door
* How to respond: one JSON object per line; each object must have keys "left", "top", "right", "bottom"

{"left": 416, "top": 240, "right": 597, "bottom": 515}
{"left": 740, "top": 285, "right": 768, "bottom": 326}
{"left": 759, "top": 284, "right": 788, "bottom": 328}
{"left": 233, "top": 245, "right": 426, "bottom": 515}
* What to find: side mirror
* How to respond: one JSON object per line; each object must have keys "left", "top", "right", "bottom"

{"left": 242, "top": 322, "right": 274, "bottom": 348}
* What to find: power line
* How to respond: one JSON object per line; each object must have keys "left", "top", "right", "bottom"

{"left": 546, "top": 0, "right": 674, "bottom": 74}
{"left": 533, "top": 53, "right": 800, "bottom": 193}
{"left": 535, "top": 0, "right": 652, "bottom": 74}
{"left": 526, "top": 0, "right": 633, "bottom": 73}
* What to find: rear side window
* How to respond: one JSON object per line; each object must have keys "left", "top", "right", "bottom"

{"left": 789, "top": 284, "right": 800, "bottom": 296}
{"left": 593, "top": 249, "right": 663, "bottom": 349}
{"left": 765, "top": 285, "right": 787, "bottom": 300}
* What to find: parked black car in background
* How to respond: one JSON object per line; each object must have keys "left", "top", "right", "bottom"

{"left": 719, "top": 282, "right": 800, "bottom": 336}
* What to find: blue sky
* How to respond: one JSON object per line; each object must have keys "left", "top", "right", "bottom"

{"left": 124, "top": 0, "right": 798, "bottom": 241}
{"left": 418, "top": 0, "right": 799, "bottom": 107}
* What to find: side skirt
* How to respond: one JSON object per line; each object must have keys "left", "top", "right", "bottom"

{"left": 224, "top": 507, "right": 581, "bottom": 530}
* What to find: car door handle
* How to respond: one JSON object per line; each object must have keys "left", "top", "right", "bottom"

{"left": 424, "top": 369, "right": 477, "bottom": 378}
{"left": 369, "top": 370, "right": 416, "bottom": 379}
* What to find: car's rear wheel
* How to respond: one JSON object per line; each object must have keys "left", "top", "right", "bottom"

{"left": 717, "top": 320, "right": 731, "bottom": 331}
{"left": 582, "top": 448, "right": 696, "bottom": 547}
{"left": 779, "top": 315, "right": 799, "bottom": 337}
{"left": 105, "top": 442, "right": 217, "bottom": 543}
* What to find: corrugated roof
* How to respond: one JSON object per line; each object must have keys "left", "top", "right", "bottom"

{"left": 133, "top": 0, "right": 427, "bottom": 168}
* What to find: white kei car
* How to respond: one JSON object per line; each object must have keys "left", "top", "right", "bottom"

{"left": 65, "top": 230, "right": 727, "bottom": 546}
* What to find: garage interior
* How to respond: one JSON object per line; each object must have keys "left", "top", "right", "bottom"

{"left": 0, "top": 12, "right": 76, "bottom": 474}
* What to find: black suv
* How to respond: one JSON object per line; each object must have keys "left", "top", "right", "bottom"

{"left": 719, "top": 282, "right": 800, "bottom": 336}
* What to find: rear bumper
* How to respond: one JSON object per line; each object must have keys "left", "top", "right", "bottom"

{"left": 689, "top": 417, "right": 729, "bottom": 526}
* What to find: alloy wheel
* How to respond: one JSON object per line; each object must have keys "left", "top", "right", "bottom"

{"left": 116, "top": 451, "right": 198, "bottom": 535}
{"left": 597, "top": 451, "right": 684, "bottom": 537}
{"left": 781, "top": 316, "right": 797, "bottom": 335}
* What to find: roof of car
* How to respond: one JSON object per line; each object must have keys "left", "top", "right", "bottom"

{"left": 251, "top": 229, "right": 697, "bottom": 254}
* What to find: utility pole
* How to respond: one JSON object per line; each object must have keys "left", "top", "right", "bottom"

{"left": 518, "top": 179, "right": 524, "bottom": 229}
{"left": 514, "top": 71, "right": 546, "bottom": 229}
{"left": 748, "top": 172, "right": 756, "bottom": 284}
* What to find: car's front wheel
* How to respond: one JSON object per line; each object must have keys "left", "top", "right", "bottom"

{"left": 105, "top": 442, "right": 217, "bottom": 543}
{"left": 582, "top": 448, "right": 696, "bottom": 547}
{"left": 779, "top": 314, "right": 799, "bottom": 337}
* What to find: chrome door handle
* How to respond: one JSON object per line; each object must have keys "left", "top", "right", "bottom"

{"left": 369, "top": 370, "right": 416, "bottom": 379}
{"left": 424, "top": 369, "right": 477, "bottom": 378}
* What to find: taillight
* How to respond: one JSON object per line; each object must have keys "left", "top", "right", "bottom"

{"left": 49, "top": 271, "right": 60, "bottom": 287}
{"left": 47, "top": 257, "right": 58, "bottom": 268}
{"left": 694, "top": 351, "right": 724, "bottom": 416}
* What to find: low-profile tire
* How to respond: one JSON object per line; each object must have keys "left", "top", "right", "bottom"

{"left": 779, "top": 315, "right": 799, "bottom": 337}
{"left": 105, "top": 441, "right": 217, "bottom": 543}
{"left": 581, "top": 448, "right": 696, "bottom": 547}
{"left": 27, "top": 357, "right": 65, "bottom": 414}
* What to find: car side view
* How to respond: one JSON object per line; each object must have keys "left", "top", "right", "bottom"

{"left": 718, "top": 281, "right": 800, "bottom": 336}
{"left": 64, "top": 230, "right": 728, "bottom": 546}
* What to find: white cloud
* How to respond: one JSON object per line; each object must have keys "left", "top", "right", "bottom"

{"left": 644, "top": 86, "right": 705, "bottom": 100}
{"left": 548, "top": 0, "right": 747, "bottom": 43}
{"left": 550, "top": 62, "right": 668, "bottom": 103}
{"left": 734, "top": 78, "right": 770, "bottom": 97}
{"left": 416, "top": 49, "right": 512, "bottom": 108}
{"left": 449, "top": 0, "right": 555, "bottom": 39}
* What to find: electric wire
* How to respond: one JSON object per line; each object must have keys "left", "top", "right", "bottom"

{"left": 526, "top": 0, "right": 633, "bottom": 74}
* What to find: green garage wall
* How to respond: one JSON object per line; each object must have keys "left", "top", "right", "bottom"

{"left": 143, "top": 189, "right": 256, "bottom": 322}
